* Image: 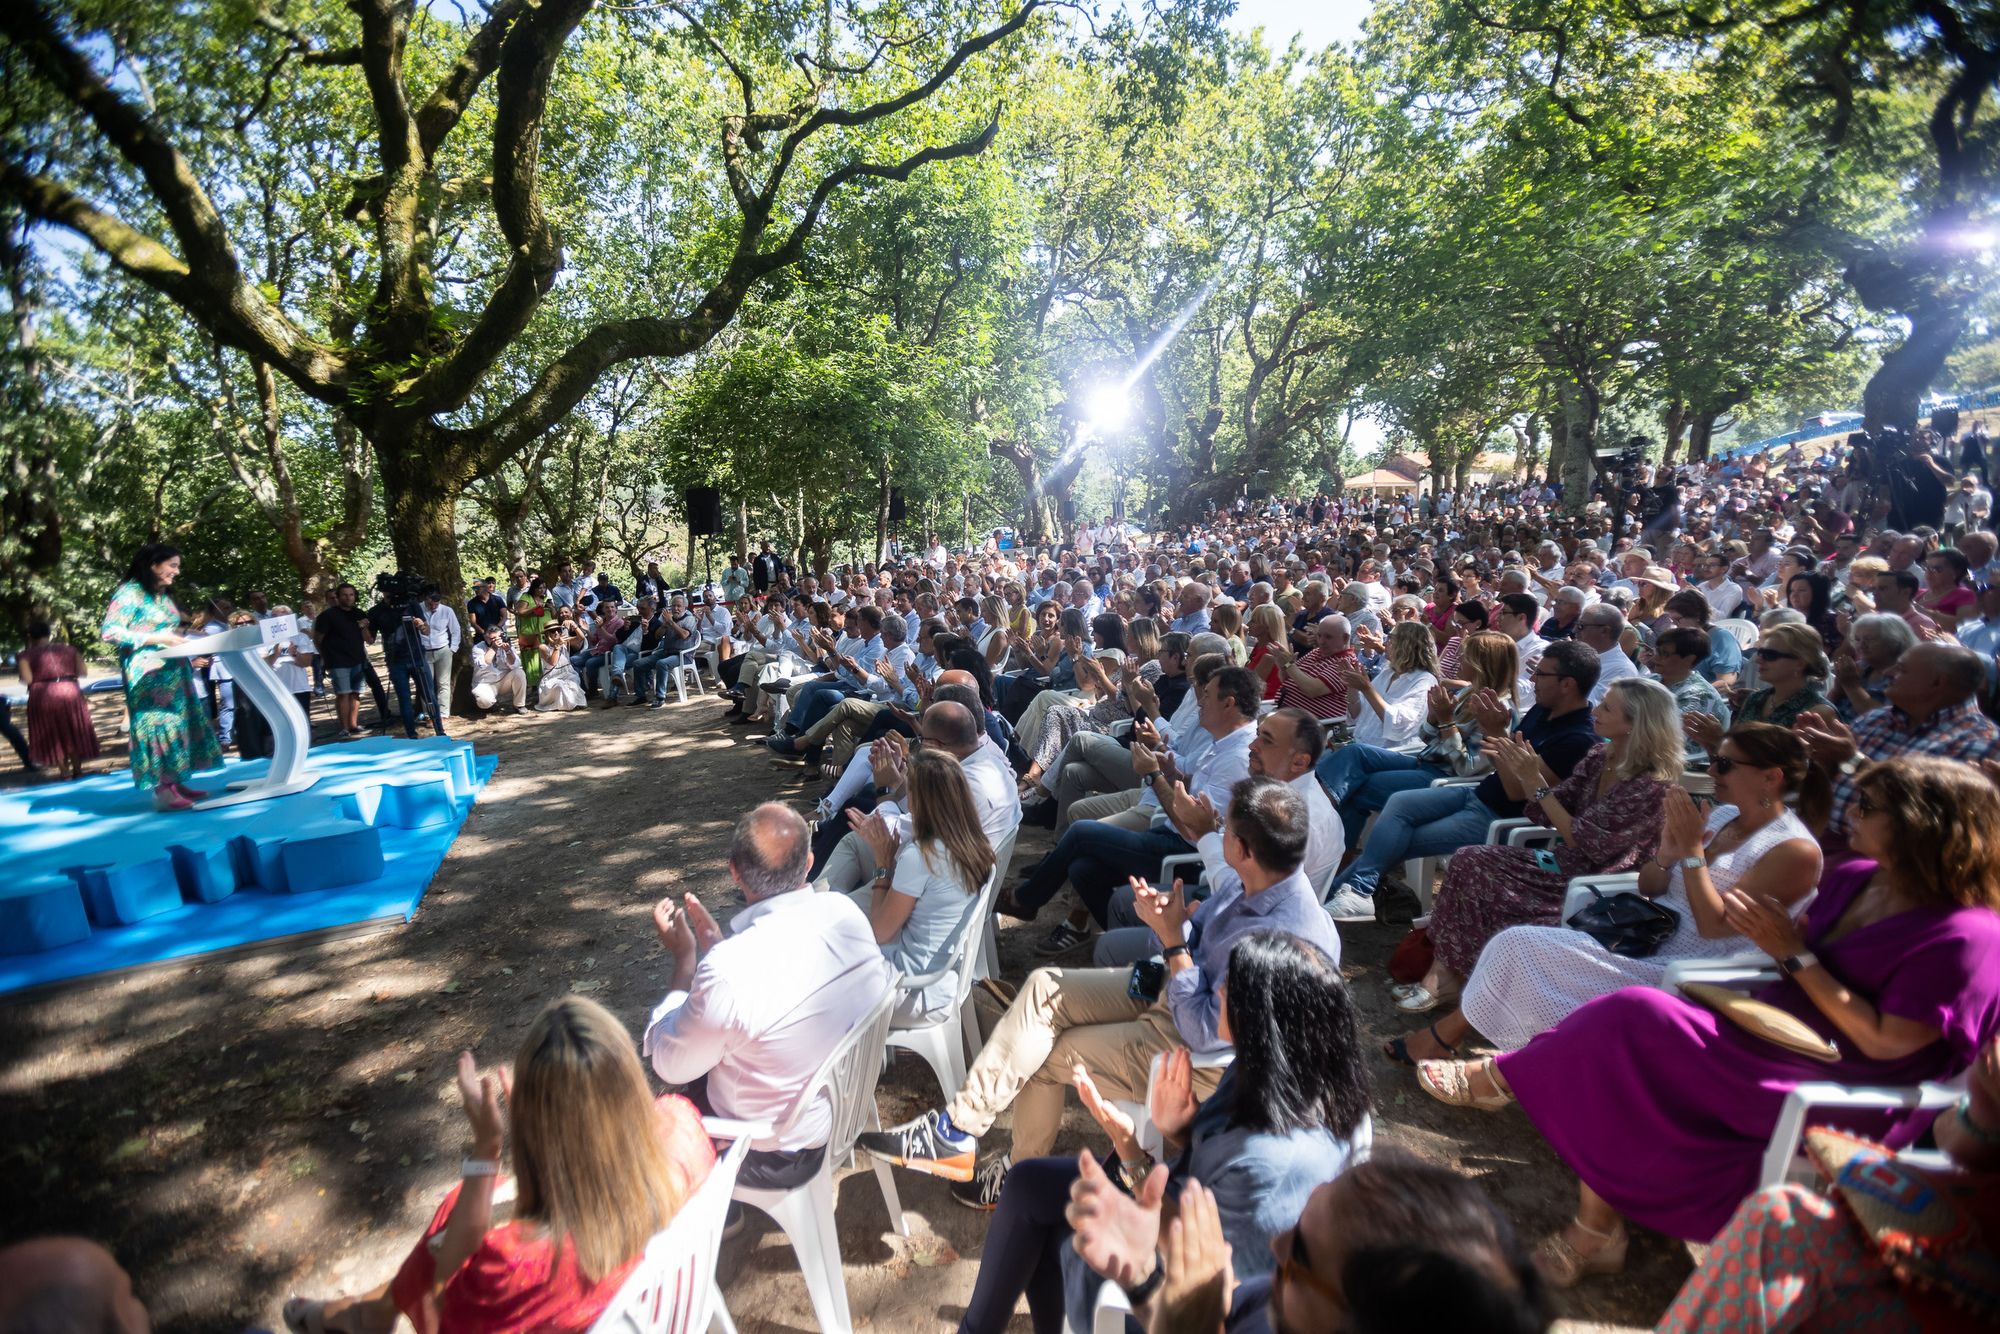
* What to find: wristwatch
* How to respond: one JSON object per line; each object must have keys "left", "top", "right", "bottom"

{"left": 1679, "top": 854, "right": 1707, "bottom": 871}
{"left": 1532, "top": 784, "right": 1554, "bottom": 802}
{"left": 1777, "top": 950, "right": 1819, "bottom": 977}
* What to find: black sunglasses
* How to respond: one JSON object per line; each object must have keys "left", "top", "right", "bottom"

{"left": 1750, "top": 647, "right": 1798, "bottom": 662}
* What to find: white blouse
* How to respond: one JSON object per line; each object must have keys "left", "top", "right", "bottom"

{"left": 1350, "top": 668, "right": 1438, "bottom": 750}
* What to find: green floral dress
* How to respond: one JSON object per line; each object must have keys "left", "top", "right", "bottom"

{"left": 100, "top": 580, "right": 223, "bottom": 789}
{"left": 513, "top": 598, "right": 549, "bottom": 690}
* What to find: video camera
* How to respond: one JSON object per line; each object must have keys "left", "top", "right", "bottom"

{"left": 374, "top": 570, "right": 433, "bottom": 605}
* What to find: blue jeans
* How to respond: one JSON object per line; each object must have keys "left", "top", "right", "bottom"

{"left": 387, "top": 654, "right": 447, "bottom": 738}
{"left": 1333, "top": 784, "right": 1498, "bottom": 898}
{"left": 631, "top": 649, "right": 689, "bottom": 702}
{"left": 1015, "top": 817, "right": 1191, "bottom": 926}
{"left": 1315, "top": 745, "right": 1447, "bottom": 848}
{"left": 576, "top": 647, "right": 630, "bottom": 699}
{"left": 208, "top": 678, "right": 236, "bottom": 747}
{"left": 786, "top": 679, "right": 858, "bottom": 735}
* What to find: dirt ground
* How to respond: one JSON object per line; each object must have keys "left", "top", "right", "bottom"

{"left": 0, "top": 685, "right": 1688, "bottom": 1333}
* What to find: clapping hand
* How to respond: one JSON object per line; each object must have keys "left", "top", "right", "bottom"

{"left": 1426, "top": 683, "right": 1457, "bottom": 725}
{"left": 1720, "top": 887, "right": 1806, "bottom": 959}
{"left": 1683, "top": 709, "right": 1725, "bottom": 755}
{"left": 1659, "top": 787, "right": 1706, "bottom": 862}
{"left": 1073, "top": 1063, "right": 1140, "bottom": 1157}
{"left": 1132, "top": 741, "right": 1163, "bottom": 778}
{"left": 1147, "top": 1046, "right": 1200, "bottom": 1144}
{"left": 1152, "top": 1180, "right": 1233, "bottom": 1334}
{"left": 869, "top": 732, "right": 909, "bottom": 792}
{"left": 1794, "top": 713, "right": 1858, "bottom": 767}
{"left": 1468, "top": 687, "right": 1511, "bottom": 736}
{"left": 850, "top": 809, "right": 900, "bottom": 868}
{"left": 1133, "top": 875, "right": 1192, "bottom": 950}
{"left": 1171, "top": 792, "right": 1220, "bottom": 844}
{"left": 1067, "top": 1149, "right": 1167, "bottom": 1289}
{"left": 456, "top": 1050, "right": 511, "bottom": 1157}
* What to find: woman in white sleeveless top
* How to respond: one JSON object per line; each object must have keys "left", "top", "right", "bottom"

{"left": 1390, "top": 722, "right": 1826, "bottom": 1062}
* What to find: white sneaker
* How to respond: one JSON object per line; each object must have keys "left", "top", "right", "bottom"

{"left": 1323, "top": 887, "right": 1377, "bottom": 922}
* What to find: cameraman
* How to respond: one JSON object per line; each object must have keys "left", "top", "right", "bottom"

{"left": 367, "top": 581, "right": 448, "bottom": 739}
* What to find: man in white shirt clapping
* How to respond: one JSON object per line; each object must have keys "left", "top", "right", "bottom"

{"left": 644, "top": 804, "right": 893, "bottom": 1190}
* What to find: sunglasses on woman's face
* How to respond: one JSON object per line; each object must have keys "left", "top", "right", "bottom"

{"left": 1750, "top": 647, "right": 1797, "bottom": 662}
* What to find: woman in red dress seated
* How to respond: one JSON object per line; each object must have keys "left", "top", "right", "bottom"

{"left": 283, "top": 996, "right": 714, "bottom": 1334}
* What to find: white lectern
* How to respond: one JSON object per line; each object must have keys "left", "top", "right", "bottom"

{"left": 160, "top": 614, "right": 320, "bottom": 808}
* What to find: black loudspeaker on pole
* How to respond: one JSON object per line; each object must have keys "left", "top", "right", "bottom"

{"left": 685, "top": 485, "right": 725, "bottom": 536}
{"left": 888, "top": 488, "right": 907, "bottom": 522}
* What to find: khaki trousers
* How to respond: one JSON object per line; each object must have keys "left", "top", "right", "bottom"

{"left": 799, "top": 694, "right": 882, "bottom": 756}
{"left": 1055, "top": 732, "right": 1139, "bottom": 830}
{"left": 1068, "top": 792, "right": 1148, "bottom": 830}
{"left": 945, "top": 965, "right": 1219, "bottom": 1161}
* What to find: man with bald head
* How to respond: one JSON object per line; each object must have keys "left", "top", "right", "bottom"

{"left": 644, "top": 802, "right": 893, "bottom": 1191}
{"left": 817, "top": 697, "right": 1021, "bottom": 892}
{"left": 1798, "top": 641, "right": 1999, "bottom": 843}
{"left": 0, "top": 1238, "right": 150, "bottom": 1334}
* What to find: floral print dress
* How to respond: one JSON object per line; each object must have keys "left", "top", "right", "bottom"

{"left": 100, "top": 580, "right": 222, "bottom": 789}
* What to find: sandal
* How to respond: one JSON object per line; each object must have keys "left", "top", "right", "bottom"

{"left": 1383, "top": 1023, "right": 1459, "bottom": 1067}
{"left": 1415, "top": 1059, "right": 1514, "bottom": 1111}
{"left": 1388, "top": 981, "right": 1423, "bottom": 1000}
{"left": 1394, "top": 985, "right": 1443, "bottom": 1014}
{"left": 1533, "top": 1218, "right": 1628, "bottom": 1288}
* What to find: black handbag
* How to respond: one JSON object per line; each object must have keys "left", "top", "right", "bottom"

{"left": 1564, "top": 887, "right": 1680, "bottom": 958}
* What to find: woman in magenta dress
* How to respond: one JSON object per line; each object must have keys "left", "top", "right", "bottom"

{"left": 18, "top": 621, "right": 100, "bottom": 780}
{"left": 282, "top": 996, "right": 714, "bottom": 1334}
{"left": 1412, "top": 757, "right": 2000, "bottom": 1289}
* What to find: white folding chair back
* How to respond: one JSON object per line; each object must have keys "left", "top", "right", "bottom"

{"left": 1759, "top": 1075, "right": 1966, "bottom": 1189}
{"left": 720, "top": 988, "right": 902, "bottom": 1332}
{"left": 977, "top": 829, "right": 1017, "bottom": 982}
{"left": 1716, "top": 619, "right": 1761, "bottom": 650}
{"left": 589, "top": 1134, "right": 751, "bottom": 1334}
{"left": 887, "top": 864, "right": 1001, "bottom": 1104}
{"left": 1398, "top": 775, "right": 1487, "bottom": 910}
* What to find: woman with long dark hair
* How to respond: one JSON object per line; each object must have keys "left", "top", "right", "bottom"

{"left": 99, "top": 543, "right": 221, "bottom": 809}
{"left": 954, "top": 931, "right": 1373, "bottom": 1333}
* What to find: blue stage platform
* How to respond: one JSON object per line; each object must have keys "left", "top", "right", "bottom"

{"left": 0, "top": 737, "right": 495, "bottom": 996}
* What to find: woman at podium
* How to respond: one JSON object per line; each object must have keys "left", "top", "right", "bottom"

{"left": 99, "top": 543, "right": 221, "bottom": 811}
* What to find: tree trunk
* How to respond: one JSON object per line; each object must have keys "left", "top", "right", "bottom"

{"left": 1662, "top": 399, "right": 1689, "bottom": 466}
{"left": 1689, "top": 411, "right": 1721, "bottom": 463}
{"left": 734, "top": 497, "right": 750, "bottom": 563}
{"left": 874, "top": 465, "right": 893, "bottom": 566}
{"left": 0, "top": 214, "right": 67, "bottom": 639}
{"left": 1555, "top": 375, "right": 1601, "bottom": 516}
{"left": 378, "top": 433, "right": 475, "bottom": 714}
{"left": 1862, "top": 301, "right": 1969, "bottom": 432}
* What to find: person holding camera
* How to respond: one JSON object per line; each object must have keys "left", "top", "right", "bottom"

{"left": 367, "top": 582, "right": 447, "bottom": 739}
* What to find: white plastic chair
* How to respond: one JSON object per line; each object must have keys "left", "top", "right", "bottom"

{"left": 887, "top": 866, "right": 1001, "bottom": 1099}
{"left": 1716, "top": 618, "right": 1761, "bottom": 651}
{"left": 713, "top": 989, "right": 905, "bottom": 1330}
{"left": 1662, "top": 952, "right": 1967, "bottom": 1189}
{"left": 588, "top": 1133, "right": 750, "bottom": 1334}
{"left": 666, "top": 658, "right": 703, "bottom": 705}
{"left": 976, "top": 828, "right": 1017, "bottom": 983}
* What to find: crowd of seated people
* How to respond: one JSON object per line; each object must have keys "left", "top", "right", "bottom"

{"left": 22, "top": 427, "right": 2000, "bottom": 1334}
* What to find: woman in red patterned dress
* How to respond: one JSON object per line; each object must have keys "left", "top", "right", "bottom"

{"left": 18, "top": 622, "right": 99, "bottom": 780}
